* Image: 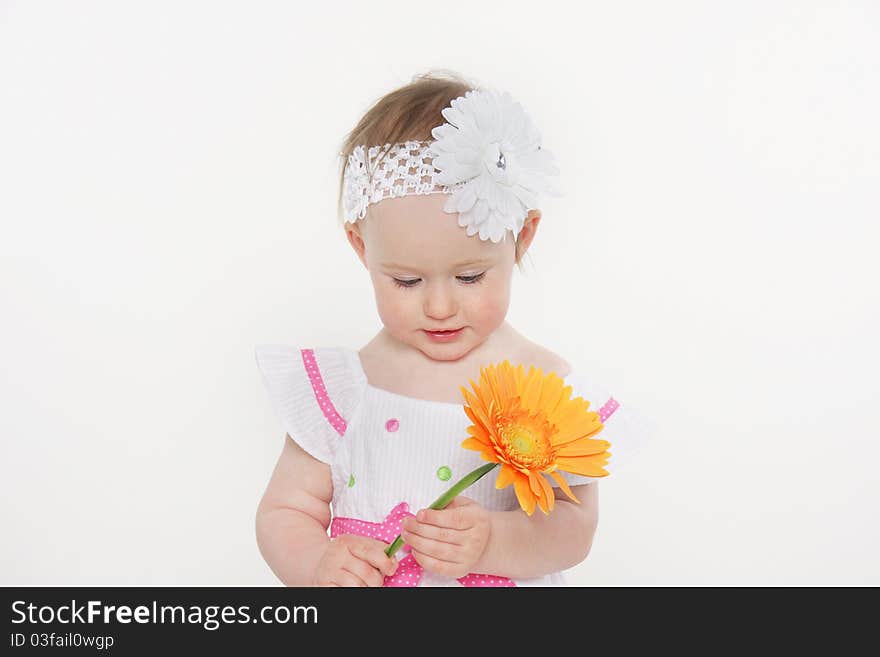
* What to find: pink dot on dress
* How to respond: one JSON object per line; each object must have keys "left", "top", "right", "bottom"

{"left": 385, "top": 418, "right": 400, "bottom": 432}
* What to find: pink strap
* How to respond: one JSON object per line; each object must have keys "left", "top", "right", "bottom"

{"left": 598, "top": 396, "right": 619, "bottom": 423}
{"left": 300, "top": 349, "right": 347, "bottom": 437}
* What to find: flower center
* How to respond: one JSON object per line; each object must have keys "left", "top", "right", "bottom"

{"left": 498, "top": 415, "right": 554, "bottom": 470}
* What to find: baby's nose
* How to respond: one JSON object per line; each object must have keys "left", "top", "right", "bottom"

{"left": 423, "top": 284, "right": 458, "bottom": 319}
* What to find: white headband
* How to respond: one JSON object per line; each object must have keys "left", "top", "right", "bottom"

{"left": 341, "top": 88, "right": 561, "bottom": 243}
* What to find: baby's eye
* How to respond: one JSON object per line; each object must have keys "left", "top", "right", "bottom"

{"left": 458, "top": 272, "right": 486, "bottom": 284}
{"left": 393, "top": 278, "right": 420, "bottom": 288}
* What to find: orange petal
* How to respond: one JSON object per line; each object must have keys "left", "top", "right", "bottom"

{"left": 550, "top": 471, "right": 581, "bottom": 504}
{"left": 537, "top": 374, "right": 565, "bottom": 416}
{"left": 513, "top": 474, "right": 537, "bottom": 516}
{"left": 551, "top": 412, "right": 603, "bottom": 447}
{"left": 547, "top": 396, "right": 590, "bottom": 431}
{"left": 548, "top": 383, "right": 573, "bottom": 419}
{"left": 555, "top": 454, "right": 610, "bottom": 478}
{"left": 512, "top": 363, "right": 526, "bottom": 393}
{"left": 502, "top": 362, "right": 518, "bottom": 402}
{"left": 527, "top": 470, "right": 544, "bottom": 497}
{"left": 465, "top": 423, "right": 492, "bottom": 445}
{"left": 495, "top": 463, "right": 518, "bottom": 490}
{"left": 461, "top": 437, "right": 487, "bottom": 452}
{"left": 484, "top": 366, "right": 500, "bottom": 403}
{"left": 480, "top": 447, "right": 502, "bottom": 463}
{"left": 495, "top": 362, "right": 510, "bottom": 397}
{"left": 557, "top": 438, "right": 611, "bottom": 457}
{"left": 462, "top": 438, "right": 500, "bottom": 463}
{"left": 536, "top": 490, "right": 549, "bottom": 514}
{"left": 521, "top": 367, "right": 543, "bottom": 409}
{"left": 463, "top": 404, "right": 481, "bottom": 427}
{"left": 532, "top": 472, "right": 554, "bottom": 514}
{"left": 465, "top": 401, "right": 494, "bottom": 434}
{"left": 496, "top": 366, "right": 517, "bottom": 414}
{"left": 461, "top": 386, "right": 480, "bottom": 411}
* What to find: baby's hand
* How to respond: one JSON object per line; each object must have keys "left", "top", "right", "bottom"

{"left": 401, "top": 496, "right": 491, "bottom": 579}
{"left": 314, "top": 534, "right": 398, "bottom": 587}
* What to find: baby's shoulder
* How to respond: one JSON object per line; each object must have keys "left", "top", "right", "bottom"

{"left": 513, "top": 341, "right": 572, "bottom": 378}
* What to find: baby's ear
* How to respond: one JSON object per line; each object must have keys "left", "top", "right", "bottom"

{"left": 345, "top": 222, "right": 368, "bottom": 268}
{"left": 517, "top": 210, "right": 542, "bottom": 254}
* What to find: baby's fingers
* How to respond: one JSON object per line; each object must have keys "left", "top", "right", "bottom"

{"left": 331, "top": 569, "right": 369, "bottom": 587}
{"left": 401, "top": 529, "right": 457, "bottom": 563}
{"left": 346, "top": 555, "right": 388, "bottom": 587}
{"left": 402, "top": 516, "right": 462, "bottom": 545}
{"left": 346, "top": 537, "right": 399, "bottom": 578}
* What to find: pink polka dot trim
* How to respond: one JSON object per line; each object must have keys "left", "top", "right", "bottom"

{"left": 598, "top": 396, "right": 619, "bottom": 423}
{"left": 330, "top": 502, "right": 412, "bottom": 544}
{"left": 300, "top": 349, "right": 347, "bottom": 437}
{"left": 457, "top": 573, "right": 517, "bottom": 587}
{"left": 385, "top": 418, "right": 400, "bottom": 432}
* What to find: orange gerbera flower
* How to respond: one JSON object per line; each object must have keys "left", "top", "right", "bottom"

{"left": 459, "top": 360, "right": 610, "bottom": 515}
{"left": 383, "top": 360, "right": 613, "bottom": 558}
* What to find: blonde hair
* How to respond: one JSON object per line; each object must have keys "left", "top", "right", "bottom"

{"left": 336, "top": 70, "right": 531, "bottom": 270}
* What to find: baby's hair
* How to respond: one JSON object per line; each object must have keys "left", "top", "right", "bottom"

{"left": 337, "top": 69, "right": 530, "bottom": 271}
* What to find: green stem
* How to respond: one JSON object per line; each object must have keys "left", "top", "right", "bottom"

{"left": 384, "top": 462, "right": 499, "bottom": 558}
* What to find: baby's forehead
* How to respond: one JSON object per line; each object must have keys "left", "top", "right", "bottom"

{"left": 369, "top": 193, "right": 452, "bottom": 226}
{"left": 365, "top": 195, "right": 507, "bottom": 263}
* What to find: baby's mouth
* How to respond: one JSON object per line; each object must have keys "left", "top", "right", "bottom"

{"left": 423, "top": 327, "right": 464, "bottom": 339}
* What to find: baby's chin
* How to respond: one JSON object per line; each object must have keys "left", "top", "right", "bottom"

{"left": 418, "top": 347, "right": 472, "bottom": 363}
{"left": 414, "top": 332, "right": 480, "bottom": 363}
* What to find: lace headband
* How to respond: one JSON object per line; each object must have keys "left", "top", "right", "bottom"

{"left": 341, "top": 88, "right": 561, "bottom": 243}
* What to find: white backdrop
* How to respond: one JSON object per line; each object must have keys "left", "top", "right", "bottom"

{"left": 1, "top": 0, "right": 877, "bottom": 586}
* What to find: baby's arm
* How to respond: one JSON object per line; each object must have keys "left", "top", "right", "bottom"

{"left": 255, "top": 435, "right": 397, "bottom": 586}
{"left": 255, "top": 435, "right": 334, "bottom": 585}
{"left": 476, "top": 482, "right": 600, "bottom": 579}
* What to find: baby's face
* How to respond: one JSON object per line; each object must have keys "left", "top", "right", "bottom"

{"left": 351, "top": 193, "right": 516, "bottom": 362}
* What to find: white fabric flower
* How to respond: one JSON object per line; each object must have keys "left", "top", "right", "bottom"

{"left": 429, "top": 88, "right": 561, "bottom": 243}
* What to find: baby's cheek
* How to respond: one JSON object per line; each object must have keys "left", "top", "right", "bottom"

{"left": 375, "top": 293, "right": 410, "bottom": 332}
{"left": 472, "top": 284, "right": 510, "bottom": 330}
{"left": 376, "top": 300, "right": 403, "bottom": 328}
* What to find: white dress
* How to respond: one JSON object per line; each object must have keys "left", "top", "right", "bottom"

{"left": 255, "top": 344, "right": 652, "bottom": 586}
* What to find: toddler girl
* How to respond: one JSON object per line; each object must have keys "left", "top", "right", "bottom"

{"left": 254, "top": 71, "right": 650, "bottom": 586}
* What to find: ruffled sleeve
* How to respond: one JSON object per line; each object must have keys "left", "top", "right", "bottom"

{"left": 554, "top": 370, "right": 655, "bottom": 487}
{"left": 254, "top": 345, "right": 364, "bottom": 464}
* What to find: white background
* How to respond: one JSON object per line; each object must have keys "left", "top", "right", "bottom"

{"left": 1, "top": 0, "right": 877, "bottom": 586}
